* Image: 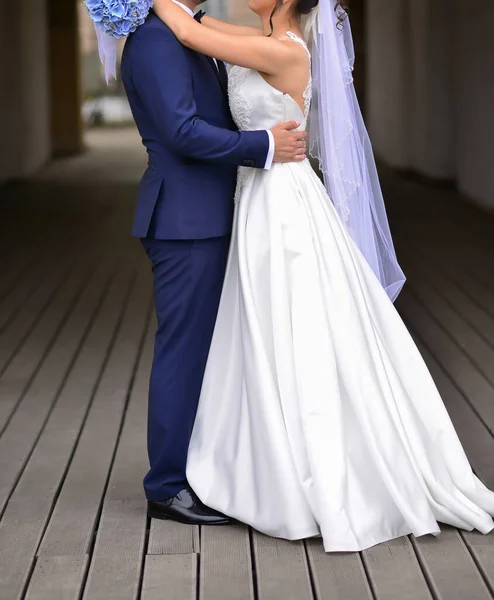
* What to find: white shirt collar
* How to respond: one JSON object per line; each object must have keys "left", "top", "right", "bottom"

{"left": 172, "top": 1, "right": 195, "bottom": 18}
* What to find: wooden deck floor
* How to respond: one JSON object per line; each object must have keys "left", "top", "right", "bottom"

{"left": 1, "top": 131, "right": 494, "bottom": 599}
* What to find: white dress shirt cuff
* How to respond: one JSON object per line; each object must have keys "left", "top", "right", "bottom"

{"left": 264, "top": 130, "right": 275, "bottom": 170}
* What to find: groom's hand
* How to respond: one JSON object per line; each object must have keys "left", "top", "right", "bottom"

{"left": 271, "top": 121, "right": 307, "bottom": 163}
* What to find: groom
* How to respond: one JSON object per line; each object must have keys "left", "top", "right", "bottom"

{"left": 122, "top": 3, "right": 306, "bottom": 525}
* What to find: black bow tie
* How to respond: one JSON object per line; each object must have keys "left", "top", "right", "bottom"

{"left": 194, "top": 10, "right": 206, "bottom": 23}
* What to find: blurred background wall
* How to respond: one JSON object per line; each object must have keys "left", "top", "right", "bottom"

{"left": 0, "top": 0, "right": 493, "bottom": 210}
{"left": 367, "top": 0, "right": 494, "bottom": 210}
{"left": 0, "top": 0, "right": 51, "bottom": 180}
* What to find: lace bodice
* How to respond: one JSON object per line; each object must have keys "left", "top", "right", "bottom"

{"left": 228, "top": 32, "right": 312, "bottom": 133}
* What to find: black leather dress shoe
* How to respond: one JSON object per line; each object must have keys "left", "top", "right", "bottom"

{"left": 147, "top": 487, "right": 232, "bottom": 525}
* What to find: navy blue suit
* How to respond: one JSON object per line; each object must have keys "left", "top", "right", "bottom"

{"left": 121, "top": 13, "right": 269, "bottom": 500}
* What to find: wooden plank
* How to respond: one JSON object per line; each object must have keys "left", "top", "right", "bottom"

{"left": 399, "top": 228, "right": 494, "bottom": 317}
{"left": 25, "top": 556, "right": 89, "bottom": 600}
{"left": 148, "top": 520, "right": 200, "bottom": 555}
{"left": 0, "top": 253, "right": 118, "bottom": 513}
{"left": 402, "top": 263, "right": 494, "bottom": 385}
{"left": 37, "top": 265, "right": 151, "bottom": 557}
{"left": 0, "top": 247, "right": 62, "bottom": 333}
{"left": 141, "top": 554, "right": 197, "bottom": 600}
{"left": 437, "top": 224, "right": 494, "bottom": 292}
{"left": 0, "top": 249, "right": 103, "bottom": 431}
{"left": 0, "top": 228, "right": 80, "bottom": 327}
{"left": 0, "top": 235, "right": 56, "bottom": 305}
{"left": 411, "top": 337, "right": 494, "bottom": 488}
{"left": 362, "top": 537, "right": 432, "bottom": 600}
{"left": 462, "top": 530, "right": 494, "bottom": 594}
{"left": 3, "top": 164, "right": 494, "bottom": 600}
{"left": 0, "top": 253, "right": 138, "bottom": 600}
{"left": 82, "top": 316, "right": 153, "bottom": 600}
{"left": 396, "top": 203, "right": 494, "bottom": 597}
{"left": 395, "top": 191, "right": 494, "bottom": 597}
{"left": 400, "top": 253, "right": 494, "bottom": 348}
{"left": 305, "top": 539, "right": 373, "bottom": 600}
{"left": 200, "top": 524, "right": 254, "bottom": 600}
{"left": 399, "top": 245, "right": 494, "bottom": 597}
{"left": 399, "top": 223, "right": 494, "bottom": 297}
{"left": 0, "top": 246, "right": 87, "bottom": 376}
{"left": 396, "top": 290, "right": 494, "bottom": 436}
{"left": 252, "top": 532, "right": 313, "bottom": 600}
{"left": 411, "top": 527, "right": 491, "bottom": 600}
{"left": 0, "top": 255, "right": 34, "bottom": 305}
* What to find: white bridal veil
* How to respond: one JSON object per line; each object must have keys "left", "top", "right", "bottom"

{"left": 305, "top": 1, "right": 405, "bottom": 300}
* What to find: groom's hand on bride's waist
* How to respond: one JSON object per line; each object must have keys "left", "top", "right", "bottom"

{"left": 271, "top": 121, "right": 307, "bottom": 163}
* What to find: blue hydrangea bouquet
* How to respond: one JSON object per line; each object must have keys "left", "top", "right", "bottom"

{"left": 85, "top": 0, "right": 154, "bottom": 38}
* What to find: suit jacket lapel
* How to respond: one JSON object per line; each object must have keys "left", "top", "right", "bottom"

{"left": 204, "top": 55, "right": 228, "bottom": 97}
{"left": 152, "top": 7, "right": 228, "bottom": 97}
{"left": 191, "top": 12, "right": 228, "bottom": 97}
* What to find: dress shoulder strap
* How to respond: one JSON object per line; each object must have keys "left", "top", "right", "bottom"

{"left": 285, "top": 31, "right": 311, "bottom": 58}
{"left": 284, "top": 31, "right": 312, "bottom": 124}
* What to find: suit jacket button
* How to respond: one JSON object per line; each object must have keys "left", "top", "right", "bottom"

{"left": 243, "top": 159, "right": 255, "bottom": 168}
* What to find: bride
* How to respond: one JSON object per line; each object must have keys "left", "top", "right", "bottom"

{"left": 151, "top": 0, "right": 494, "bottom": 551}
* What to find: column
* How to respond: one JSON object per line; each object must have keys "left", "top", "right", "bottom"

{"left": 407, "top": 0, "right": 454, "bottom": 180}
{"left": 48, "top": 0, "right": 83, "bottom": 156}
{"left": 366, "top": 0, "right": 412, "bottom": 169}
{"left": 0, "top": 0, "right": 51, "bottom": 181}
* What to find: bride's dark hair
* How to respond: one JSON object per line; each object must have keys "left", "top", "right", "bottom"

{"left": 267, "top": 0, "right": 348, "bottom": 36}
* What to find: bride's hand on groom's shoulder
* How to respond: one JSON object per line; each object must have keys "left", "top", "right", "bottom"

{"left": 271, "top": 121, "right": 307, "bottom": 163}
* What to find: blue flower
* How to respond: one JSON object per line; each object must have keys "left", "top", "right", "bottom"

{"left": 88, "top": 8, "right": 104, "bottom": 22}
{"left": 84, "top": 0, "right": 152, "bottom": 38}
{"left": 109, "top": 2, "right": 127, "bottom": 19}
{"left": 113, "top": 18, "right": 137, "bottom": 37}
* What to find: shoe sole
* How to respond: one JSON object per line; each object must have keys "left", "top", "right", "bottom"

{"left": 147, "top": 508, "right": 231, "bottom": 526}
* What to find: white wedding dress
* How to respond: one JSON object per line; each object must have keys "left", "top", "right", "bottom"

{"left": 186, "top": 33, "right": 494, "bottom": 552}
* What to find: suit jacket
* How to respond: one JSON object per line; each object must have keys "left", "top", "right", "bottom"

{"left": 121, "top": 14, "right": 269, "bottom": 239}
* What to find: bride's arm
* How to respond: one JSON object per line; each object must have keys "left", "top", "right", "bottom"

{"left": 153, "top": 0, "right": 295, "bottom": 74}
{"left": 200, "top": 15, "right": 263, "bottom": 37}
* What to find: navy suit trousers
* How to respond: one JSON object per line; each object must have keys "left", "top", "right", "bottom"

{"left": 141, "top": 236, "right": 230, "bottom": 501}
